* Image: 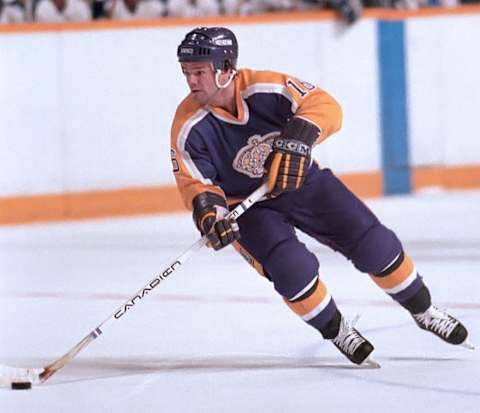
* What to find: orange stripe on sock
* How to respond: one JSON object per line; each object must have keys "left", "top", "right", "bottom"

{"left": 284, "top": 279, "right": 328, "bottom": 317}
{"left": 370, "top": 255, "right": 414, "bottom": 290}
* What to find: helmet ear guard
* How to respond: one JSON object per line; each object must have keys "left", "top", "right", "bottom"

{"left": 177, "top": 27, "right": 238, "bottom": 72}
{"left": 214, "top": 68, "right": 237, "bottom": 89}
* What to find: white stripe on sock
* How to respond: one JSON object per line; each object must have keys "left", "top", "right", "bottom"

{"left": 302, "top": 293, "right": 332, "bottom": 322}
{"left": 383, "top": 267, "right": 417, "bottom": 294}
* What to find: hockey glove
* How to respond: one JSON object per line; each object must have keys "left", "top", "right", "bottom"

{"left": 264, "top": 117, "right": 320, "bottom": 198}
{"left": 192, "top": 192, "right": 240, "bottom": 251}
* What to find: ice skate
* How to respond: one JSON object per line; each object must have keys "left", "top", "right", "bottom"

{"left": 413, "top": 305, "right": 474, "bottom": 349}
{"left": 331, "top": 315, "right": 379, "bottom": 367}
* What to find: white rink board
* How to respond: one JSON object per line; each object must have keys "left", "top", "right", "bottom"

{"left": 1, "top": 20, "right": 378, "bottom": 196}
{"left": 406, "top": 14, "right": 480, "bottom": 167}
{"left": 0, "top": 34, "right": 64, "bottom": 195}
{"left": 1, "top": 14, "right": 480, "bottom": 198}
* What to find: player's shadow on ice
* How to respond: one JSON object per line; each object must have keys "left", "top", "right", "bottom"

{"left": 6, "top": 355, "right": 461, "bottom": 387}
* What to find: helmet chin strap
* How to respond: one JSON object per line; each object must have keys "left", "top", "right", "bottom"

{"left": 201, "top": 68, "right": 237, "bottom": 110}
{"left": 215, "top": 69, "right": 237, "bottom": 89}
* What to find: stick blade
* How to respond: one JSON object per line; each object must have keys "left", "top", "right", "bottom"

{"left": 0, "top": 364, "right": 43, "bottom": 387}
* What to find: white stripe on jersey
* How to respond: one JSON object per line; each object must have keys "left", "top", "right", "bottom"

{"left": 210, "top": 83, "right": 298, "bottom": 125}
{"left": 210, "top": 96, "right": 250, "bottom": 125}
{"left": 177, "top": 83, "right": 298, "bottom": 181}
{"left": 242, "top": 83, "right": 298, "bottom": 113}
{"left": 177, "top": 108, "right": 213, "bottom": 185}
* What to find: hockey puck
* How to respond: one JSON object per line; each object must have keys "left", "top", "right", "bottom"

{"left": 11, "top": 382, "right": 32, "bottom": 390}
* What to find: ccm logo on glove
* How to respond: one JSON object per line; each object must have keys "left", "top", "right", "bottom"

{"left": 264, "top": 117, "right": 320, "bottom": 197}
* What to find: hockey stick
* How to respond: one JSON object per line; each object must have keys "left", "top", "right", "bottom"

{"left": 0, "top": 182, "right": 269, "bottom": 388}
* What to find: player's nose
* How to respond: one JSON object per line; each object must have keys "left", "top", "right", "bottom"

{"left": 185, "top": 75, "right": 197, "bottom": 89}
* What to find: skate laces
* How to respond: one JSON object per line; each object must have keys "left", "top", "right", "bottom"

{"left": 332, "top": 314, "right": 365, "bottom": 355}
{"left": 414, "top": 306, "right": 458, "bottom": 338}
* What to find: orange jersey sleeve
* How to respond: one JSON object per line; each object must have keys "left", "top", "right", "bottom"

{"left": 291, "top": 80, "right": 343, "bottom": 145}
{"left": 240, "top": 69, "right": 343, "bottom": 145}
{"left": 170, "top": 96, "right": 226, "bottom": 210}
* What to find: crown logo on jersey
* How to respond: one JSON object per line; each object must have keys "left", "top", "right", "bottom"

{"left": 233, "top": 132, "right": 279, "bottom": 178}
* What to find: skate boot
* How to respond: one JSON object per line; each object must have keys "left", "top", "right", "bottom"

{"left": 330, "top": 315, "right": 378, "bottom": 366}
{"left": 412, "top": 305, "right": 474, "bottom": 349}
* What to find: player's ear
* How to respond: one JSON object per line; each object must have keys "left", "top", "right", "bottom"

{"left": 223, "top": 61, "right": 234, "bottom": 73}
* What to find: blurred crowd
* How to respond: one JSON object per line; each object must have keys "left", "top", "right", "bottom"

{"left": 1, "top": 0, "right": 479, "bottom": 26}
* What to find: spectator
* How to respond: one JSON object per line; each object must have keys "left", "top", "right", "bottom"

{"left": 166, "top": 0, "right": 220, "bottom": 17}
{"left": 92, "top": 0, "right": 107, "bottom": 18}
{"left": 0, "top": 0, "right": 26, "bottom": 23}
{"left": 298, "top": 0, "right": 361, "bottom": 24}
{"left": 106, "top": 0, "right": 165, "bottom": 19}
{"left": 331, "top": 0, "right": 362, "bottom": 23}
{"left": 33, "top": 0, "right": 91, "bottom": 21}
{"left": 222, "top": 0, "right": 296, "bottom": 15}
{"left": 362, "top": 0, "right": 458, "bottom": 8}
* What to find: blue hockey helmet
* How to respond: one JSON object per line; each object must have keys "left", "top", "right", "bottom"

{"left": 177, "top": 27, "right": 238, "bottom": 72}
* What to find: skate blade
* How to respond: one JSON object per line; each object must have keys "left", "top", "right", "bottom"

{"left": 361, "top": 357, "right": 381, "bottom": 369}
{"left": 461, "top": 340, "right": 475, "bottom": 350}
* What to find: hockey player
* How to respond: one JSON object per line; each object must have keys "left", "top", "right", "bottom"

{"left": 170, "top": 27, "right": 473, "bottom": 365}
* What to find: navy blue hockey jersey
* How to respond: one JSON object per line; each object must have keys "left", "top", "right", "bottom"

{"left": 170, "top": 68, "right": 342, "bottom": 209}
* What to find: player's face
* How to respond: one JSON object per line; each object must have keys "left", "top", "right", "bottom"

{"left": 181, "top": 62, "right": 217, "bottom": 104}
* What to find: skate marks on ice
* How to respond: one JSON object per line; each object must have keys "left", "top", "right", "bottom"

{"left": 2, "top": 354, "right": 476, "bottom": 398}
{"left": 330, "top": 360, "right": 480, "bottom": 398}
{"left": 4, "top": 290, "right": 480, "bottom": 311}
{"left": 402, "top": 240, "right": 480, "bottom": 262}
{"left": 0, "top": 354, "right": 383, "bottom": 387}
{"left": 306, "top": 239, "right": 480, "bottom": 262}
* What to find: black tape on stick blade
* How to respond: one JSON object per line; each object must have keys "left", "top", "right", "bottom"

{"left": 11, "top": 382, "right": 32, "bottom": 390}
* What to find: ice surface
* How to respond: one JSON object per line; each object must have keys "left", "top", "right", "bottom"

{"left": 1, "top": 190, "right": 479, "bottom": 412}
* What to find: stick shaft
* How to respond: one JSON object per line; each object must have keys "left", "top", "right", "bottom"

{"left": 40, "top": 182, "right": 268, "bottom": 382}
